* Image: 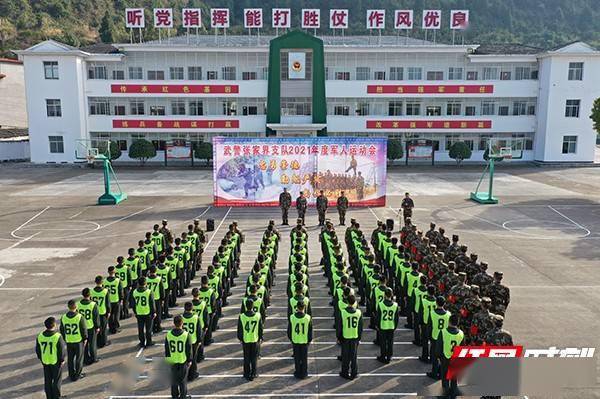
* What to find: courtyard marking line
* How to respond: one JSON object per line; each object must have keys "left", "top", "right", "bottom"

{"left": 202, "top": 356, "right": 419, "bottom": 360}
{"left": 548, "top": 205, "right": 591, "bottom": 237}
{"left": 206, "top": 207, "right": 232, "bottom": 248}
{"left": 6, "top": 232, "right": 41, "bottom": 249}
{"left": 109, "top": 394, "right": 418, "bottom": 398}
{"left": 368, "top": 206, "right": 381, "bottom": 221}
{"left": 98, "top": 206, "right": 154, "bottom": 231}
{"left": 68, "top": 206, "right": 89, "bottom": 219}
{"left": 10, "top": 206, "right": 50, "bottom": 238}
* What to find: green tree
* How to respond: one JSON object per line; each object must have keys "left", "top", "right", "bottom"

{"left": 449, "top": 141, "right": 472, "bottom": 165}
{"left": 591, "top": 97, "right": 600, "bottom": 134}
{"left": 129, "top": 139, "right": 156, "bottom": 165}
{"left": 194, "top": 141, "right": 213, "bottom": 165}
{"left": 99, "top": 11, "right": 114, "bottom": 43}
{"left": 387, "top": 139, "right": 404, "bottom": 162}
{"left": 97, "top": 140, "right": 121, "bottom": 161}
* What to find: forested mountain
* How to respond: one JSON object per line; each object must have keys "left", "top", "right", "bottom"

{"left": 0, "top": 0, "right": 599, "bottom": 56}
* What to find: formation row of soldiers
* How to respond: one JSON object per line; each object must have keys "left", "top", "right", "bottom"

{"left": 236, "top": 222, "right": 280, "bottom": 380}
{"left": 34, "top": 219, "right": 244, "bottom": 399}
{"left": 279, "top": 189, "right": 350, "bottom": 227}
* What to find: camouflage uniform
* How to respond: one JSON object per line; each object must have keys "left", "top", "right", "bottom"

{"left": 279, "top": 190, "right": 292, "bottom": 225}
{"left": 316, "top": 193, "right": 328, "bottom": 226}
{"left": 444, "top": 235, "right": 461, "bottom": 262}
{"left": 471, "top": 263, "right": 494, "bottom": 291}
{"left": 159, "top": 220, "right": 173, "bottom": 249}
{"left": 454, "top": 247, "right": 470, "bottom": 274}
{"left": 336, "top": 194, "right": 349, "bottom": 226}
{"left": 471, "top": 298, "right": 497, "bottom": 345}
{"left": 483, "top": 315, "right": 514, "bottom": 346}
{"left": 446, "top": 273, "right": 471, "bottom": 316}
{"left": 425, "top": 223, "right": 439, "bottom": 243}
{"left": 464, "top": 254, "right": 482, "bottom": 283}
{"left": 296, "top": 195, "right": 308, "bottom": 225}
{"left": 484, "top": 272, "right": 510, "bottom": 316}
{"left": 438, "top": 264, "right": 459, "bottom": 295}
{"left": 436, "top": 228, "right": 450, "bottom": 252}
{"left": 459, "top": 286, "right": 482, "bottom": 343}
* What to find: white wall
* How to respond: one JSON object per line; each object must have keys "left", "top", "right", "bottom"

{"left": 536, "top": 55, "right": 600, "bottom": 162}
{"left": 0, "top": 141, "right": 29, "bottom": 161}
{"left": 0, "top": 62, "right": 28, "bottom": 128}
{"left": 24, "top": 55, "right": 88, "bottom": 163}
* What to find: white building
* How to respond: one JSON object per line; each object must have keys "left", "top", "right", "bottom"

{"left": 15, "top": 32, "right": 600, "bottom": 164}
{"left": 0, "top": 58, "right": 28, "bottom": 129}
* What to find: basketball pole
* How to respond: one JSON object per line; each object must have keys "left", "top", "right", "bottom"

{"left": 470, "top": 156, "right": 498, "bottom": 204}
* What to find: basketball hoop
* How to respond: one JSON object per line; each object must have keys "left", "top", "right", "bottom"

{"left": 86, "top": 155, "right": 95, "bottom": 164}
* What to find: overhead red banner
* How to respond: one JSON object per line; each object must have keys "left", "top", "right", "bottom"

{"left": 110, "top": 84, "right": 239, "bottom": 94}
{"left": 366, "top": 120, "right": 492, "bottom": 129}
{"left": 367, "top": 84, "right": 493, "bottom": 94}
{"left": 112, "top": 119, "right": 239, "bottom": 129}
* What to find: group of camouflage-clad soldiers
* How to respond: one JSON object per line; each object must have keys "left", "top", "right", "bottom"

{"left": 279, "top": 188, "right": 350, "bottom": 227}
{"left": 35, "top": 218, "right": 248, "bottom": 399}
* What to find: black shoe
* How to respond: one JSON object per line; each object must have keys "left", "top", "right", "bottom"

{"left": 337, "top": 355, "right": 342, "bottom": 361}
{"left": 78, "top": 373, "right": 86, "bottom": 380}
{"left": 418, "top": 356, "right": 430, "bottom": 363}
{"left": 350, "top": 374, "right": 358, "bottom": 380}
{"left": 412, "top": 340, "right": 421, "bottom": 346}
{"left": 426, "top": 372, "right": 438, "bottom": 379}
{"left": 339, "top": 372, "right": 352, "bottom": 380}
{"left": 146, "top": 342, "right": 155, "bottom": 347}
{"left": 138, "top": 343, "right": 145, "bottom": 348}
{"left": 376, "top": 356, "right": 386, "bottom": 363}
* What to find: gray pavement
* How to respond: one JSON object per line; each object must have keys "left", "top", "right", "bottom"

{"left": 1, "top": 164, "right": 600, "bottom": 398}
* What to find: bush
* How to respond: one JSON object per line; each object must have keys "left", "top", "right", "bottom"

{"left": 449, "top": 141, "right": 472, "bottom": 165}
{"left": 194, "top": 141, "right": 213, "bottom": 165}
{"left": 128, "top": 139, "right": 156, "bottom": 165}
{"left": 97, "top": 140, "right": 121, "bottom": 161}
{"left": 387, "top": 139, "right": 404, "bottom": 161}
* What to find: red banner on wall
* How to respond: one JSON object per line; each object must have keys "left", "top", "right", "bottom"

{"left": 366, "top": 120, "right": 492, "bottom": 129}
{"left": 367, "top": 84, "right": 493, "bottom": 94}
{"left": 110, "top": 84, "right": 239, "bottom": 94}
{"left": 112, "top": 119, "right": 239, "bottom": 129}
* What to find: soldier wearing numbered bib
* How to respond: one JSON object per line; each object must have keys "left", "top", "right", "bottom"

{"left": 427, "top": 297, "right": 451, "bottom": 380}
{"left": 131, "top": 277, "right": 156, "bottom": 348}
{"left": 114, "top": 256, "right": 131, "bottom": 319}
{"left": 165, "top": 315, "right": 192, "bottom": 399}
{"left": 78, "top": 288, "right": 100, "bottom": 365}
{"left": 237, "top": 298, "right": 264, "bottom": 381}
{"left": 337, "top": 295, "right": 362, "bottom": 380}
{"left": 36, "top": 317, "right": 65, "bottom": 399}
{"left": 60, "top": 300, "right": 88, "bottom": 381}
{"left": 181, "top": 302, "right": 201, "bottom": 381}
{"left": 376, "top": 288, "right": 399, "bottom": 364}
{"left": 104, "top": 266, "right": 122, "bottom": 334}
{"left": 90, "top": 275, "right": 111, "bottom": 348}
{"left": 439, "top": 314, "right": 464, "bottom": 398}
{"left": 288, "top": 301, "right": 313, "bottom": 379}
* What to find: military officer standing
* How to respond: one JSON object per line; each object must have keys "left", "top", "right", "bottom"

{"left": 316, "top": 190, "right": 328, "bottom": 226}
{"left": 36, "top": 317, "right": 65, "bottom": 399}
{"left": 484, "top": 272, "right": 510, "bottom": 316}
{"left": 400, "top": 192, "right": 414, "bottom": 223}
{"left": 279, "top": 188, "right": 292, "bottom": 225}
{"left": 336, "top": 191, "right": 349, "bottom": 226}
{"left": 296, "top": 191, "right": 308, "bottom": 226}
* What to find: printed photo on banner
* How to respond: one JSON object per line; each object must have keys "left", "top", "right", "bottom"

{"left": 212, "top": 137, "right": 387, "bottom": 207}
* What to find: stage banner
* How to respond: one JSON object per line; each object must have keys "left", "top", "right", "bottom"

{"left": 213, "top": 137, "right": 387, "bottom": 207}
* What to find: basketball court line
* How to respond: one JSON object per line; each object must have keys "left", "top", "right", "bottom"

{"left": 205, "top": 207, "right": 232, "bottom": 248}
{"left": 98, "top": 206, "right": 154, "bottom": 231}
{"left": 10, "top": 206, "right": 50, "bottom": 238}
{"left": 548, "top": 205, "right": 591, "bottom": 237}
{"left": 108, "top": 393, "right": 418, "bottom": 398}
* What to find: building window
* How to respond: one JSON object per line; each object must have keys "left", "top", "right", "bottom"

{"left": 88, "top": 66, "right": 107, "bottom": 79}
{"left": 188, "top": 67, "right": 202, "bottom": 80}
{"left": 89, "top": 99, "right": 110, "bottom": 115}
{"left": 147, "top": 70, "right": 164, "bottom": 80}
{"left": 406, "top": 102, "right": 421, "bottom": 116}
{"left": 568, "top": 62, "right": 583, "bottom": 81}
{"left": 355, "top": 103, "right": 369, "bottom": 116}
{"left": 206, "top": 70, "right": 218, "bottom": 80}
{"left": 112, "top": 70, "right": 125, "bottom": 80}
{"left": 374, "top": 71, "right": 385, "bottom": 80}
{"left": 483, "top": 67, "right": 498, "bottom": 80}
{"left": 128, "top": 67, "right": 143, "bottom": 80}
{"left": 189, "top": 101, "right": 203, "bottom": 116}
{"left": 152, "top": 140, "right": 167, "bottom": 151}
{"left": 356, "top": 67, "right": 371, "bottom": 81}
{"left": 281, "top": 97, "right": 311, "bottom": 116}
{"left": 335, "top": 72, "right": 350, "bottom": 81}
{"left": 562, "top": 135, "right": 577, "bottom": 154}
{"left": 150, "top": 105, "right": 165, "bottom": 116}
{"left": 46, "top": 99, "right": 62, "bottom": 117}
{"left": 43, "top": 61, "right": 59, "bottom": 79}
{"left": 465, "top": 106, "right": 476, "bottom": 116}
{"left": 48, "top": 136, "right": 64, "bottom": 153}
{"left": 448, "top": 67, "right": 463, "bottom": 80}
{"left": 565, "top": 99, "right": 580, "bottom": 117}
{"left": 531, "top": 70, "right": 539, "bottom": 79}
{"left": 407, "top": 67, "right": 422, "bottom": 80}
{"left": 170, "top": 67, "right": 184, "bottom": 80}
{"left": 528, "top": 104, "right": 536, "bottom": 115}
{"left": 389, "top": 67, "right": 403, "bottom": 80}
{"left": 171, "top": 100, "right": 186, "bottom": 115}
{"left": 130, "top": 100, "right": 145, "bottom": 115}
{"left": 445, "top": 134, "right": 460, "bottom": 150}
{"left": 515, "top": 67, "right": 531, "bottom": 80}
{"left": 334, "top": 106, "right": 350, "bottom": 116}
{"left": 388, "top": 101, "right": 403, "bottom": 116}
{"left": 446, "top": 102, "right": 462, "bottom": 116}
{"left": 222, "top": 66, "right": 236, "bottom": 80}
{"left": 242, "top": 71, "right": 257, "bottom": 80}
{"left": 512, "top": 101, "right": 527, "bottom": 116}
{"left": 114, "top": 105, "right": 126, "bottom": 115}
{"left": 498, "top": 106, "right": 509, "bottom": 116}
{"left": 223, "top": 100, "right": 237, "bottom": 115}
{"left": 481, "top": 101, "right": 496, "bottom": 116}
{"left": 426, "top": 71, "right": 443, "bottom": 80}
{"left": 116, "top": 140, "right": 128, "bottom": 151}
{"left": 426, "top": 106, "right": 441, "bottom": 116}
{"left": 466, "top": 71, "right": 478, "bottom": 80}
{"left": 242, "top": 106, "right": 258, "bottom": 115}
{"left": 479, "top": 135, "right": 492, "bottom": 151}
